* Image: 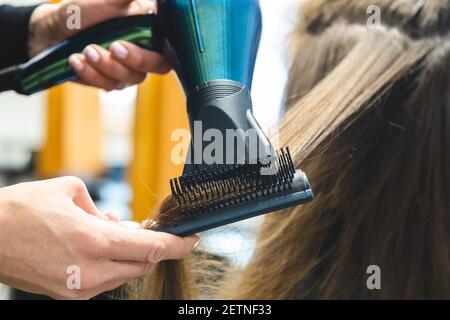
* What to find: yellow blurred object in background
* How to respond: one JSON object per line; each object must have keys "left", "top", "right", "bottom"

{"left": 37, "top": 83, "right": 104, "bottom": 178}
{"left": 39, "top": 0, "right": 188, "bottom": 220}
{"left": 130, "top": 72, "right": 188, "bottom": 221}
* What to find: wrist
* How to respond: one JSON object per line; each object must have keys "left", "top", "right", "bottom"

{"left": 0, "top": 187, "right": 12, "bottom": 273}
{"left": 28, "top": 3, "right": 61, "bottom": 57}
{"left": 0, "top": 187, "right": 14, "bottom": 223}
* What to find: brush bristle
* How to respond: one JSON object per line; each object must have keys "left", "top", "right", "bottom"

{"left": 169, "top": 147, "right": 297, "bottom": 215}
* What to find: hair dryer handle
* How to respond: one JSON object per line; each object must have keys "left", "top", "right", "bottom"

{"left": 3, "top": 14, "right": 162, "bottom": 95}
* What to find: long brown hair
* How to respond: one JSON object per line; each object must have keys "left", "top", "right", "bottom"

{"left": 134, "top": 0, "right": 450, "bottom": 299}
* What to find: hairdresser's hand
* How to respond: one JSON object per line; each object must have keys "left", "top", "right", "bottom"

{"left": 0, "top": 177, "right": 199, "bottom": 300}
{"left": 29, "top": 0, "right": 170, "bottom": 91}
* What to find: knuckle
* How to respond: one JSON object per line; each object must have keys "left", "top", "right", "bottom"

{"left": 63, "top": 176, "right": 86, "bottom": 192}
{"left": 155, "top": 64, "right": 171, "bottom": 75}
{"left": 77, "top": 69, "right": 92, "bottom": 80}
{"left": 142, "top": 263, "right": 155, "bottom": 275}
{"left": 104, "top": 82, "right": 119, "bottom": 92}
{"left": 134, "top": 54, "right": 147, "bottom": 71}
{"left": 149, "top": 239, "right": 167, "bottom": 263}
{"left": 130, "top": 73, "right": 147, "bottom": 84}
{"left": 100, "top": 59, "right": 118, "bottom": 75}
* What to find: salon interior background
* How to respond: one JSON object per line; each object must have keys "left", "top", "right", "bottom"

{"left": 0, "top": 0, "right": 298, "bottom": 299}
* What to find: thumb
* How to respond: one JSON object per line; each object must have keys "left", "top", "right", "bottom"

{"left": 59, "top": 176, "right": 107, "bottom": 220}
{"left": 106, "top": 226, "right": 201, "bottom": 263}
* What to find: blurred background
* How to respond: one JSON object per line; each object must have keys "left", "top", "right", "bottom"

{"left": 0, "top": 0, "right": 299, "bottom": 299}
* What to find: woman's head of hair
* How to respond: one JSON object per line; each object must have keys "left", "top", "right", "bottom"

{"left": 236, "top": 0, "right": 450, "bottom": 300}
{"left": 133, "top": 0, "right": 450, "bottom": 300}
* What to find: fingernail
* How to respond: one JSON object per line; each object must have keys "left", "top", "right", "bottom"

{"left": 111, "top": 42, "right": 128, "bottom": 59}
{"left": 68, "top": 55, "right": 84, "bottom": 72}
{"left": 193, "top": 234, "right": 201, "bottom": 251}
{"left": 84, "top": 46, "right": 100, "bottom": 63}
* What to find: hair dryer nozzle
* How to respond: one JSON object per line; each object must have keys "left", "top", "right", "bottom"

{"left": 184, "top": 80, "right": 273, "bottom": 174}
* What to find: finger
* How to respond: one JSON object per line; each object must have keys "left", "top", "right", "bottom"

{"left": 72, "top": 190, "right": 103, "bottom": 219}
{"left": 80, "top": 260, "right": 154, "bottom": 299}
{"left": 82, "top": 45, "right": 147, "bottom": 84}
{"left": 71, "top": 184, "right": 105, "bottom": 220}
{"left": 68, "top": 54, "right": 121, "bottom": 91}
{"left": 105, "top": 225, "right": 200, "bottom": 263}
{"left": 105, "top": 212, "right": 121, "bottom": 223}
{"left": 109, "top": 41, "right": 171, "bottom": 74}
